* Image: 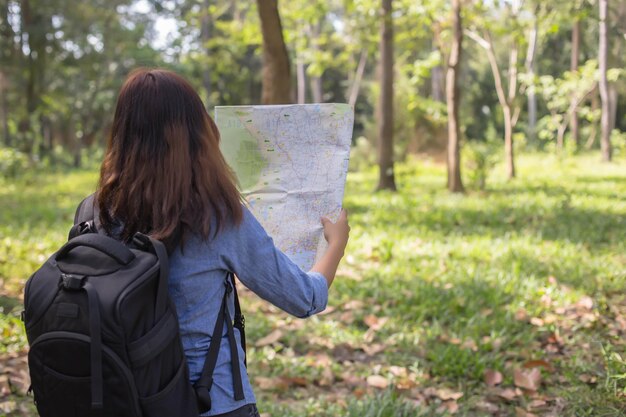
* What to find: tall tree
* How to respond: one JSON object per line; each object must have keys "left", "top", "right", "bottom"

{"left": 524, "top": 18, "right": 538, "bottom": 143}
{"left": 347, "top": 49, "right": 368, "bottom": 107}
{"left": 0, "top": 0, "right": 14, "bottom": 146}
{"left": 598, "top": 0, "right": 611, "bottom": 161}
{"left": 570, "top": 18, "right": 580, "bottom": 146}
{"left": 200, "top": 0, "right": 213, "bottom": 108}
{"left": 376, "top": 0, "right": 396, "bottom": 191}
{"left": 467, "top": 1, "right": 525, "bottom": 180}
{"left": 446, "top": 0, "right": 464, "bottom": 193}
{"left": 256, "top": 0, "right": 291, "bottom": 104}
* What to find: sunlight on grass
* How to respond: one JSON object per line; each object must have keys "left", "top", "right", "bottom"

{"left": 1, "top": 153, "right": 625, "bottom": 415}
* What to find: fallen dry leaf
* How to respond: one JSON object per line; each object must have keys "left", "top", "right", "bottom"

{"left": 307, "top": 352, "right": 333, "bottom": 367}
{"left": 363, "top": 315, "right": 388, "bottom": 330}
{"left": 577, "top": 296, "right": 593, "bottom": 310}
{"left": 389, "top": 366, "right": 408, "bottom": 377}
{"left": 255, "top": 376, "right": 288, "bottom": 391}
{"left": 475, "top": 399, "right": 499, "bottom": 413}
{"left": 318, "top": 306, "right": 336, "bottom": 315}
{"left": 255, "top": 329, "right": 284, "bottom": 347}
{"left": 366, "top": 375, "right": 389, "bottom": 389}
{"left": 578, "top": 374, "right": 597, "bottom": 384}
{"left": 423, "top": 387, "right": 439, "bottom": 398}
{"left": 352, "top": 387, "right": 366, "bottom": 398}
{"left": 515, "top": 308, "right": 528, "bottom": 321}
{"left": 514, "top": 368, "right": 542, "bottom": 391}
{"left": 437, "top": 400, "right": 459, "bottom": 414}
{"left": 523, "top": 359, "right": 554, "bottom": 372}
{"left": 484, "top": 369, "right": 503, "bottom": 386}
{"left": 344, "top": 300, "right": 364, "bottom": 310}
{"left": 396, "top": 376, "right": 417, "bottom": 390}
{"left": 546, "top": 332, "right": 563, "bottom": 346}
{"left": 490, "top": 387, "right": 521, "bottom": 401}
{"left": 529, "top": 399, "right": 547, "bottom": 409}
{"left": 362, "top": 343, "right": 385, "bottom": 356}
{"left": 0, "top": 375, "right": 10, "bottom": 397}
{"left": 0, "top": 401, "right": 17, "bottom": 414}
{"left": 282, "top": 376, "right": 308, "bottom": 387}
{"left": 339, "top": 311, "right": 355, "bottom": 324}
{"left": 515, "top": 407, "right": 538, "bottom": 417}
{"left": 340, "top": 372, "right": 364, "bottom": 387}
{"left": 318, "top": 367, "right": 334, "bottom": 387}
{"left": 436, "top": 388, "right": 464, "bottom": 401}
{"left": 462, "top": 339, "right": 478, "bottom": 351}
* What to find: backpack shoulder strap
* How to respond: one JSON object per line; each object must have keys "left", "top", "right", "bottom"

{"left": 74, "top": 193, "right": 96, "bottom": 225}
{"left": 231, "top": 274, "right": 246, "bottom": 365}
{"left": 69, "top": 193, "right": 101, "bottom": 240}
{"left": 194, "top": 272, "right": 246, "bottom": 413}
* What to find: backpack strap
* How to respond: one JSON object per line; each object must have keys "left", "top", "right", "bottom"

{"left": 194, "top": 272, "right": 246, "bottom": 413}
{"left": 69, "top": 193, "right": 100, "bottom": 239}
{"left": 74, "top": 193, "right": 95, "bottom": 224}
{"left": 231, "top": 273, "right": 246, "bottom": 366}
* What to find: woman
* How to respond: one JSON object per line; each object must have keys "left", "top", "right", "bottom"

{"left": 96, "top": 68, "right": 349, "bottom": 417}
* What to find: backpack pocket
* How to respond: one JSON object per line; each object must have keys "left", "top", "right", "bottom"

{"left": 139, "top": 360, "right": 198, "bottom": 417}
{"left": 29, "top": 331, "right": 141, "bottom": 417}
{"left": 128, "top": 310, "right": 199, "bottom": 417}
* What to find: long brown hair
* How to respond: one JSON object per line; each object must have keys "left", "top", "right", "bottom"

{"left": 97, "top": 68, "right": 242, "bottom": 248}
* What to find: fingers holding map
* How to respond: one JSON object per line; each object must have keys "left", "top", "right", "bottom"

{"left": 215, "top": 104, "right": 354, "bottom": 271}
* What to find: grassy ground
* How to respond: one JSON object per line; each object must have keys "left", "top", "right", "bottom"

{"left": 1, "top": 153, "right": 625, "bottom": 416}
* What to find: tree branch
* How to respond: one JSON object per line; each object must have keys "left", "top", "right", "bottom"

{"left": 508, "top": 44, "right": 518, "bottom": 103}
{"left": 466, "top": 29, "right": 508, "bottom": 108}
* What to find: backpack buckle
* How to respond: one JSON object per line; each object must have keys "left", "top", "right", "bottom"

{"left": 60, "top": 273, "right": 86, "bottom": 290}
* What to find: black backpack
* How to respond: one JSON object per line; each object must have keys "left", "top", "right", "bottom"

{"left": 22, "top": 194, "right": 246, "bottom": 417}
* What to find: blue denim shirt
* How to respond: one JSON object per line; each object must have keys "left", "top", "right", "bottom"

{"left": 168, "top": 206, "right": 329, "bottom": 416}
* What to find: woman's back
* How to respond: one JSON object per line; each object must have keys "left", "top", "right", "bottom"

{"left": 95, "top": 68, "right": 349, "bottom": 416}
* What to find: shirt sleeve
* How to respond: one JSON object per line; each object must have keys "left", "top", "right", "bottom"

{"left": 219, "top": 207, "right": 329, "bottom": 318}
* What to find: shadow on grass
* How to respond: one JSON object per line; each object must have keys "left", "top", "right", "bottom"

{"left": 347, "top": 196, "right": 624, "bottom": 248}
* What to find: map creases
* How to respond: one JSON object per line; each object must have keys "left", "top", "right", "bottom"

{"left": 216, "top": 103, "right": 354, "bottom": 271}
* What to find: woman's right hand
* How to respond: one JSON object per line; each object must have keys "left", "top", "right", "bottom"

{"left": 321, "top": 209, "right": 350, "bottom": 253}
{"left": 312, "top": 209, "right": 350, "bottom": 287}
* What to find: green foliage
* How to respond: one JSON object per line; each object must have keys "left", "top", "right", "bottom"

{"left": 0, "top": 148, "right": 30, "bottom": 179}
{"left": 602, "top": 343, "right": 626, "bottom": 397}
{"left": 462, "top": 136, "right": 499, "bottom": 190}
{"left": 348, "top": 136, "right": 377, "bottom": 172}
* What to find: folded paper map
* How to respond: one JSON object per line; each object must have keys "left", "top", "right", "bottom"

{"left": 215, "top": 103, "right": 354, "bottom": 271}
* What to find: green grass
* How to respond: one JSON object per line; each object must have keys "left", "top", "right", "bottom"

{"left": 1, "top": 153, "right": 625, "bottom": 416}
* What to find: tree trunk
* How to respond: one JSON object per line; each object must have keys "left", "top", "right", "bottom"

{"left": 0, "top": 71, "right": 9, "bottom": 147}
{"left": 256, "top": 0, "right": 291, "bottom": 104}
{"left": 432, "top": 62, "right": 445, "bottom": 103}
{"left": 347, "top": 49, "right": 368, "bottom": 108}
{"left": 570, "top": 19, "right": 580, "bottom": 147}
{"left": 201, "top": 0, "right": 213, "bottom": 107}
{"left": 446, "top": 0, "right": 464, "bottom": 193}
{"left": 608, "top": 83, "right": 617, "bottom": 132}
{"left": 598, "top": 0, "right": 612, "bottom": 161}
{"left": 376, "top": 0, "right": 396, "bottom": 191}
{"left": 503, "top": 105, "right": 515, "bottom": 179}
{"left": 296, "top": 55, "right": 306, "bottom": 104}
{"left": 586, "top": 87, "right": 600, "bottom": 149}
{"left": 525, "top": 21, "right": 538, "bottom": 142}
{"left": 466, "top": 29, "right": 518, "bottom": 179}
{"left": 309, "top": 22, "right": 323, "bottom": 103}
{"left": 310, "top": 76, "right": 322, "bottom": 103}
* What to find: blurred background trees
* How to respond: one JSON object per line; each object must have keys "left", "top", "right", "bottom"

{"left": 0, "top": 0, "right": 624, "bottom": 187}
